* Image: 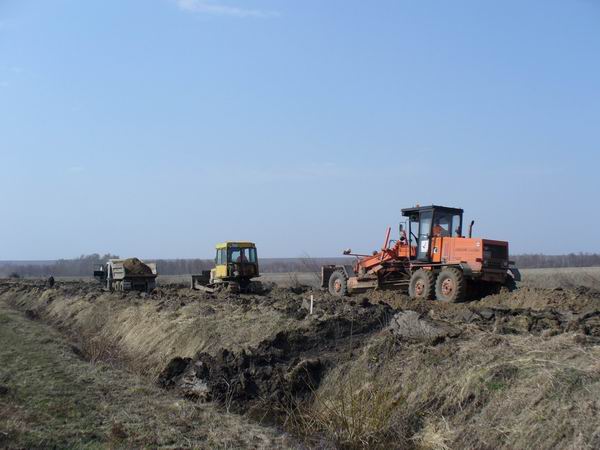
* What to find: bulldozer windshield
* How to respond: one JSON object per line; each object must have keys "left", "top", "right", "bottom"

{"left": 229, "top": 247, "right": 257, "bottom": 264}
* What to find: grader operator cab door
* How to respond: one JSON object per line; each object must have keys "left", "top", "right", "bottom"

{"left": 416, "top": 210, "right": 433, "bottom": 261}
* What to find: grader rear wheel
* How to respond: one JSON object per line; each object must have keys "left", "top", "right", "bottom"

{"left": 435, "top": 267, "right": 466, "bottom": 303}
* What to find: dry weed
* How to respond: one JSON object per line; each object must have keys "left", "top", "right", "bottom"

{"left": 287, "top": 369, "right": 406, "bottom": 449}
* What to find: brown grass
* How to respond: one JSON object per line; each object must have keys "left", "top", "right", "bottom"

{"left": 305, "top": 330, "right": 600, "bottom": 449}
{"left": 288, "top": 377, "right": 406, "bottom": 449}
{"left": 2, "top": 284, "right": 304, "bottom": 379}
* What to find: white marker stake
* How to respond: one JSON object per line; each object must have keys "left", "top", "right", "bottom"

{"left": 310, "top": 295, "right": 314, "bottom": 315}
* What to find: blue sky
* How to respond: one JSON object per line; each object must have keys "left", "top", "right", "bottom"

{"left": 0, "top": 0, "right": 598, "bottom": 260}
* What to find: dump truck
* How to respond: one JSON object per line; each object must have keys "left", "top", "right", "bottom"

{"left": 321, "top": 205, "right": 520, "bottom": 302}
{"left": 191, "top": 241, "right": 261, "bottom": 293}
{"left": 93, "top": 258, "right": 157, "bottom": 292}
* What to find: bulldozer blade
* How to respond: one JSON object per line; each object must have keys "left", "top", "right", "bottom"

{"left": 192, "top": 283, "right": 215, "bottom": 293}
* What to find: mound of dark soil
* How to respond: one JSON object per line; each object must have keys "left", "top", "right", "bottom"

{"left": 122, "top": 258, "right": 153, "bottom": 276}
{"left": 158, "top": 300, "right": 394, "bottom": 414}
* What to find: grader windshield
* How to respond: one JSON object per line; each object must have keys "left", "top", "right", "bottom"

{"left": 432, "top": 212, "right": 462, "bottom": 237}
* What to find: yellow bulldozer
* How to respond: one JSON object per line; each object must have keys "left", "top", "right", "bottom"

{"left": 191, "top": 241, "right": 261, "bottom": 293}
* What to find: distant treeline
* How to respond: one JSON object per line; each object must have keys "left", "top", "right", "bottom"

{"left": 0, "top": 254, "right": 349, "bottom": 278}
{"left": 2, "top": 252, "right": 600, "bottom": 278}
{"left": 512, "top": 253, "right": 600, "bottom": 269}
{"left": 0, "top": 254, "right": 120, "bottom": 278}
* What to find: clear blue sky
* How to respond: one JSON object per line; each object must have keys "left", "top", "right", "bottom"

{"left": 1, "top": 0, "right": 598, "bottom": 260}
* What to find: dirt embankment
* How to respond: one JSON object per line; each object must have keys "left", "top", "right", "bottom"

{"left": 0, "top": 280, "right": 393, "bottom": 416}
{"left": 2, "top": 279, "right": 600, "bottom": 449}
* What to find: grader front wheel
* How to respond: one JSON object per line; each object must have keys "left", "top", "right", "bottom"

{"left": 328, "top": 270, "right": 348, "bottom": 297}
{"left": 409, "top": 269, "right": 436, "bottom": 300}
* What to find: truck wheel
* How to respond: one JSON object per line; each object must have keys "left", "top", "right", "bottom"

{"left": 435, "top": 267, "right": 466, "bottom": 303}
{"left": 328, "top": 270, "right": 348, "bottom": 297}
{"left": 409, "top": 269, "right": 436, "bottom": 300}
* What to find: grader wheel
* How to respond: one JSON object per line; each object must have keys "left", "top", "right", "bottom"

{"left": 505, "top": 275, "right": 517, "bottom": 291}
{"left": 435, "top": 267, "right": 466, "bottom": 303}
{"left": 328, "top": 270, "right": 348, "bottom": 297}
{"left": 409, "top": 269, "right": 436, "bottom": 300}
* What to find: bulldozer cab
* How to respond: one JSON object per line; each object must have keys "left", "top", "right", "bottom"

{"left": 402, "top": 205, "right": 463, "bottom": 261}
{"left": 213, "top": 242, "right": 259, "bottom": 281}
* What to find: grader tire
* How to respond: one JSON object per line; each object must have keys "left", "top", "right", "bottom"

{"left": 409, "top": 269, "right": 436, "bottom": 300}
{"left": 501, "top": 275, "right": 517, "bottom": 293}
{"left": 328, "top": 270, "right": 348, "bottom": 297}
{"left": 435, "top": 267, "right": 466, "bottom": 303}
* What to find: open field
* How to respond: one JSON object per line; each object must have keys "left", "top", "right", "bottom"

{"left": 160, "top": 266, "right": 600, "bottom": 290}
{"left": 10, "top": 266, "right": 600, "bottom": 292}
{"left": 519, "top": 267, "right": 600, "bottom": 290}
{"left": 1, "top": 268, "right": 600, "bottom": 449}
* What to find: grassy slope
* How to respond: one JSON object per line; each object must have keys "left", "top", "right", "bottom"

{"left": 304, "top": 331, "right": 600, "bottom": 449}
{"left": 0, "top": 302, "right": 292, "bottom": 449}
{"left": 1, "top": 284, "right": 304, "bottom": 380}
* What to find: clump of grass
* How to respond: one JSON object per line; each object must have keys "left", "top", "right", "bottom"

{"left": 413, "top": 417, "right": 455, "bottom": 450}
{"left": 286, "top": 368, "right": 408, "bottom": 449}
{"left": 79, "top": 332, "right": 125, "bottom": 366}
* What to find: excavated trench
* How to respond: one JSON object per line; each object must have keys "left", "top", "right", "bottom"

{"left": 0, "top": 280, "right": 395, "bottom": 419}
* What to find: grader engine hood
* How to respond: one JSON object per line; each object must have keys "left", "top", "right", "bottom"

{"left": 481, "top": 239, "right": 509, "bottom": 269}
{"left": 440, "top": 238, "right": 508, "bottom": 270}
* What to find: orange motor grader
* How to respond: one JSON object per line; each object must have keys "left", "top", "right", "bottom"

{"left": 321, "top": 205, "right": 520, "bottom": 302}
